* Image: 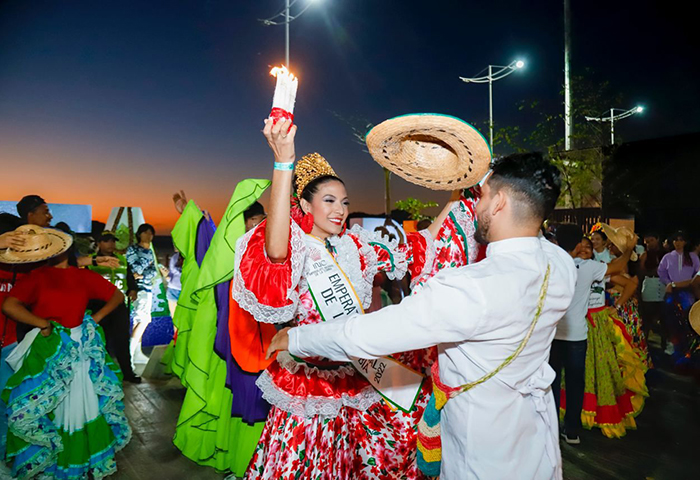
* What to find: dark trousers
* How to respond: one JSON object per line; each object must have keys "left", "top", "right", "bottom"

{"left": 549, "top": 339, "right": 587, "bottom": 436}
{"left": 639, "top": 300, "right": 666, "bottom": 348}
{"left": 89, "top": 301, "right": 135, "bottom": 378}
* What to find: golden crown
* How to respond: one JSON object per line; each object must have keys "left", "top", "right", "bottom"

{"left": 294, "top": 153, "right": 337, "bottom": 198}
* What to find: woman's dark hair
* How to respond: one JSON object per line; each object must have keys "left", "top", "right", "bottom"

{"left": 53, "top": 222, "right": 77, "bottom": 266}
{"left": 296, "top": 175, "right": 345, "bottom": 203}
{"left": 672, "top": 231, "right": 693, "bottom": 266}
{"left": 555, "top": 223, "right": 583, "bottom": 253}
{"left": 643, "top": 233, "right": 662, "bottom": 271}
{"left": 488, "top": 152, "right": 561, "bottom": 222}
{"left": 591, "top": 230, "right": 608, "bottom": 242}
{"left": 136, "top": 223, "right": 155, "bottom": 243}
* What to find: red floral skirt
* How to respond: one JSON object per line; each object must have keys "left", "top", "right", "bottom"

{"left": 247, "top": 351, "right": 432, "bottom": 479}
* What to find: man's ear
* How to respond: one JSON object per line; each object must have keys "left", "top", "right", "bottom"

{"left": 491, "top": 190, "right": 507, "bottom": 217}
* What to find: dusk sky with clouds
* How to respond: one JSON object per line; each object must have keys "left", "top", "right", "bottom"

{"left": 1, "top": 0, "right": 697, "bottom": 232}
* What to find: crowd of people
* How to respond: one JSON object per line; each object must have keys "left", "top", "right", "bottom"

{"left": 0, "top": 114, "right": 698, "bottom": 480}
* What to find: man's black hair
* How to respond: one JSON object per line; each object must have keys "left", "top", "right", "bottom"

{"left": 643, "top": 231, "right": 660, "bottom": 239}
{"left": 488, "top": 152, "right": 561, "bottom": 222}
{"left": 16, "top": 195, "right": 46, "bottom": 221}
{"left": 556, "top": 223, "right": 584, "bottom": 253}
{"left": 244, "top": 201, "right": 266, "bottom": 221}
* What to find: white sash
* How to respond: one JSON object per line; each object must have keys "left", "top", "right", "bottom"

{"left": 303, "top": 234, "right": 424, "bottom": 412}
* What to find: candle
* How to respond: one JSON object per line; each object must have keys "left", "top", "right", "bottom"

{"left": 269, "top": 65, "right": 298, "bottom": 126}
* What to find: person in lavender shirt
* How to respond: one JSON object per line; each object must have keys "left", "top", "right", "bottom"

{"left": 658, "top": 231, "right": 700, "bottom": 358}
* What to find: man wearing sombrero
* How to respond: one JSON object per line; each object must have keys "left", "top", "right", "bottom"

{"left": 267, "top": 129, "right": 576, "bottom": 480}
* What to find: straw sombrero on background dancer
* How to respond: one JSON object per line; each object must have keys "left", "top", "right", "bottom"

{"left": 365, "top": 113, "right": 492, "bottom": 190}
{"left": 0, "top": 224, "right": 72, "bottom": 264}
{"left": 600, "top": 223, "right": 639, "bottom": 262}
{"left": 688, "top": 301, "right": 700, "bottom": 336}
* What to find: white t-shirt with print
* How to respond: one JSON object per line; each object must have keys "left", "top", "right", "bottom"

{"left": 555, "top": 257, "right": 608, "bottom": 341}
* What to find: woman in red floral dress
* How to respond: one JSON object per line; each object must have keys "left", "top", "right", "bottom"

{"left": 231, "top": 118, "right": 482, "bottom": 479}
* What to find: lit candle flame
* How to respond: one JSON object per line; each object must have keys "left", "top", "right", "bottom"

{"left": 269, "top": 64, "right": 298, "bottom": 115}
{"left": 270, "top": 65, "right": 296, "bottom": 81}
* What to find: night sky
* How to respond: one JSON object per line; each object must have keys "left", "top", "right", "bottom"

{"left": 1, "top": 0, "right": 697, "bottom": 231}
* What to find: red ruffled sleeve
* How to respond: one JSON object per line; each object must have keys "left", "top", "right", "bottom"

{"left": 347, "top": 225, "right": 410, "bottom": 281}
{"left": 231, "top": 219, "right": 306, "bottom": 324}
{"left": 405, "top": 229, "right": 436, "bottom": 280}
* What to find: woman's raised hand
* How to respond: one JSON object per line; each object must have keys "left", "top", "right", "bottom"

{"left": 173, "top": 190, "right": 188, "bottom": 214}
{"left": 263, "top": 118, "right": 297, "bottom": 163}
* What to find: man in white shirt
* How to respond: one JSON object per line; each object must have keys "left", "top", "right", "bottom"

{"left": 267, "top": 153, "right": 577, "bottom": 479}
{"left": 550, "top": 224, "right": 633, "bottom": 445}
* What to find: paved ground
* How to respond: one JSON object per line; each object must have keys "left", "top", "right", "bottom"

{"left": 114, "top": 378, "right": 225, "bottom": 480}
{"left": 114, "top": 343, "right": 698, "bottom": 480}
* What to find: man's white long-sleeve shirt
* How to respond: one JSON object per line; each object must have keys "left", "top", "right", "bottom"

{"left": 289, "top": 236, "right": 576, "bottom": 480}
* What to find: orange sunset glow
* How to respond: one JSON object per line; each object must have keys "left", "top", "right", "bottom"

{"left": 0, "top": 136, "right": 276, "bottom": 233}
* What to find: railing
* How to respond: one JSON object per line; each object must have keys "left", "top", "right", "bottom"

{"left": 550, "top": 208, "right": 609, "bottom": 234}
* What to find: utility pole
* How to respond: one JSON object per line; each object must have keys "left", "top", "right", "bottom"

{"left": 460, "top": 60, "right": 525, "bottom": 153}
{"left": 285, "top": 0, "right": 290, "bottom": 67}
{"left": 564, "top": 0, "right": 573, "bottom": 150}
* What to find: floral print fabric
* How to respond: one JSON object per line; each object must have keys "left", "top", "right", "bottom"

{"left": 236, "top": 192, "right": 480, "bottom": 479}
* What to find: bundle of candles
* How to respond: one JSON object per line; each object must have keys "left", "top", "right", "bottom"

{"left": 269, "top": 65, "right": 298, "bottom": 126}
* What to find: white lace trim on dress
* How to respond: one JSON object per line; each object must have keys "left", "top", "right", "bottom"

{"left": 256, "top": 369, "right": 381, "bottom": 419}
{"left": 231, "top": 221, "right": 307, "bottom": 324}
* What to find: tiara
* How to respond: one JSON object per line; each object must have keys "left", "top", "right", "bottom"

{"left": 294, "top": 153, "right": 337, "bottom": 198}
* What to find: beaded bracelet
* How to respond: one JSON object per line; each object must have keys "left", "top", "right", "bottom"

{"left": 274, "top": 162, "right": 294, "bottom": 171}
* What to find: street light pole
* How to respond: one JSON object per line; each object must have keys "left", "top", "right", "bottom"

{"left": 260, "top": 0, "right": 319, "bottom": 68}
{"left": 488, "top": 65, "right": 493, "bottom": 149}
{"left": 460, "top": 60, "right": 525, "bottom": 153}
{"left": 285, "top": 0, "right": 290, "bottom": 67}
{"left": 610, "top": 108, "right": 614, "bottom": 145}
{"left": 584, "top": 106, "right": 644, "bottom": 145}
{"left": 564, "top": 0, "right": 572, "bottom": 150}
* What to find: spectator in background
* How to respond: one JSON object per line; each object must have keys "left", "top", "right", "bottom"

{"left": 658, "top": 231, "right": 700, "bottom": 358}
{"left": 167, "top": 251, "right": 183, "bottom": 315}
{"left": 550, "top": 225, "right": 632, "bottom": 444}
{"left": 1, "top": 225, "right": 130, "bottom": 478}
{"left": 591, "top": 229, "right": 613, "bottom": 263}
{"left": 16, "top": 195, "right": 52, "bottom": 228}
{"left": 639, "top": 232, "right": 668, "bottom": 352}
{"left": 12, "top": 195, "right": 118, "bottom": 268}
{"left": 244, "top": 201, "right": 266, "bottom": 231}
{"left": 89, "top": 231, "right": 141, "bottom": 382}
{"left": 662, "top": 237, "right": 673, "bottom": 254}
{"left": 416, "top": 218, "right": 432, "bottom": 231}
{"left": 126, "top": 223, "right": 157, "bottom": 363}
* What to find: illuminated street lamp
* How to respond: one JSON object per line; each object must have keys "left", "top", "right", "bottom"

{"left": 585, "top": 106, "right": 645, "bottom": 145}
{"left": 259, "top": 0, "right": 321, "bottom": 68}
{"left": 460, "top": 60, "right": 526, "bottom": 152}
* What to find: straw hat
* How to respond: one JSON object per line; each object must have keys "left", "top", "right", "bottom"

{"left": 0, "top": 225, "right": 73, "bottom": 264}
{"left": 600, "top": 223, "right": 638, "bottom": 262}
{"left": 365, "top": 113, "right": 492, "bottom": 191}
{"left": 689, "top": 301, "right": 700, "bottom": 336}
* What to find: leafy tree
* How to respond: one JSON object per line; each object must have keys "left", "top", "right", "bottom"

{"left": 490, "top": 70, "right": 623, "bottom": 208}
{"left": 394, "top": 198, "right": 439, "bottom": 221}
